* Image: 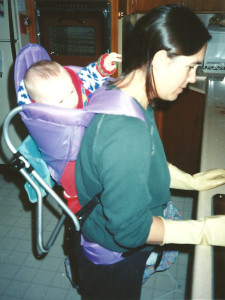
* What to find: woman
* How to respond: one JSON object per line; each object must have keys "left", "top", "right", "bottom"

{"left": 71, "top": 4, "right": 225, "bottom": 299}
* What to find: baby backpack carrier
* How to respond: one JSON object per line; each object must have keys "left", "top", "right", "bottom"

{"left": 3, "top": 43, "right": 146, "bottom": 256}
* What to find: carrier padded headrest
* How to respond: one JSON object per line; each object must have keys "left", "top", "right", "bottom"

{"left": 14, "top": 43, "right": 51, "bottom": 95}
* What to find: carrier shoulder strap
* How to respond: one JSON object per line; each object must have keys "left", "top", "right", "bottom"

{"left": 75, "top": 193, "right": 101, "bottom": 227}
{"left": 85, "top": 85, "right": 146, "bottom": 124}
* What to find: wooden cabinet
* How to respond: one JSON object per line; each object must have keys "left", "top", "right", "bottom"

{"left": 119, "top": 0, "right": 184, "bottom": 15}
{"left": 187, "top": 0, "right": 225, "bottom": 12}
{"left": 155, "top": 89, "right": 205, "bottom": 174}
{"left": 119, "top": 0, "right": 225, "bottom": 14}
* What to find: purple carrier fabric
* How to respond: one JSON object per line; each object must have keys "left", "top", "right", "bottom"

{"left": 80, "top": 234, "right": 124, "bottom": 265}
{"left": 14, "top": 43, "right": 51, "bottom": 95}
{"left": 20, "top": 86, "right": 146, "bottom": 183}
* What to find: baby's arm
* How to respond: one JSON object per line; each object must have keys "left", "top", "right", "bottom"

{"left": 78, "top": 53, "right": 122, "bottom": 94}
{"left": 97, "top": 52, "right": 122, "bottom": 76}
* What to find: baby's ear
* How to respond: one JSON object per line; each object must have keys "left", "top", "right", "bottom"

{"left": 152, "top": 50, "right": 170, "bottom": 71}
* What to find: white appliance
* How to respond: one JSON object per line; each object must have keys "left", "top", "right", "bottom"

{"left": 0, "top": 0, "right": 26, "bottom": 164}
{"left": 192, "top": 23, "right": 225, "bottom": 300}
{"left": 202, "top": 24, "right": 225, "bottom": 76}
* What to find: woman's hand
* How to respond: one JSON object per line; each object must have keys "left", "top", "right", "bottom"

{"left": 146, "top": 215, "right": 225, "bottom": 247}
{"left": 159, "top": 215, "right": 225, "bottom": 246}
{"left": 192, "top": 169, "right": 225, "bottom": 191}
{"left": 168, "top": 163, "right": 225, "bottom": 191}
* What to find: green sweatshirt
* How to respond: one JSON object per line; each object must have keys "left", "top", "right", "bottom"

{"left": 75, "top": 95, "right": 171, "bottom": 253}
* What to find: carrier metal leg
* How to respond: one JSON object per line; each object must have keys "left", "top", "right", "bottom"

{"left": 3, "top": 107, "right": 80, "bottom": 255}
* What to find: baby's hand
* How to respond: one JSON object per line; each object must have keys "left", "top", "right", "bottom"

{"left": 104, "top": 52, "right": 122, "bottom": 72}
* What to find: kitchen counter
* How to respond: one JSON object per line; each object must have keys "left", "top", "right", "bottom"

{"left": 213, "top": 195, "right": 225, "bottom": 299}
{"left": 191, "top": 78, "right": 225, "bottom": 299}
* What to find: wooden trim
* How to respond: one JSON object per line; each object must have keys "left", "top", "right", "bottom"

{"left": 110, "top": 0, "right": 119, "bottom": 77}
{"left": 26, "top": 0, "right": 37, "bottom": 43}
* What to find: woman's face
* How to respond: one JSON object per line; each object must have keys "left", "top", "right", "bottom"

{"left": 153, "top": 44, "right": 207, "bottom": 101}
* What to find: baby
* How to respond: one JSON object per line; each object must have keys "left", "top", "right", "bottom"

{"left": 23, "top": 52, "right": 122, "bottom": 213}
{"left": 24, "top": 52, "right": 121, "bottom": 108}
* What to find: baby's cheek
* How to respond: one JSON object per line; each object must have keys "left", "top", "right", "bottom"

{"left": 73, "top": 93, "right": 79, "bottom": 108}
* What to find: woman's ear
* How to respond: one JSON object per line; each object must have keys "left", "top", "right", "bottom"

{"left": 152, "top": 50, "right": 170, "bottom": 71}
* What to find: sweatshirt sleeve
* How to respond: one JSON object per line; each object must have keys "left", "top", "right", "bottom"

{"left": 93, "top": 115, "right": 154, "bottom": 249}
{"left": 78, "top": 62, "right": 110, "bottom": 94}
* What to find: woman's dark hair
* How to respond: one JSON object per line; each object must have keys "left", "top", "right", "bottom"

{"left": 118, "top": 4, "right": 211, "bottom": 104}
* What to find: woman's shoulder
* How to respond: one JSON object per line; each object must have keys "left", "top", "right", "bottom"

{"left": 95, "top": 113, "right": 148, "bottom": 135}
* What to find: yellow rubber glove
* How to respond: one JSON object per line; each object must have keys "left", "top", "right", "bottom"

{"left": 160, "top": 215, "right": 225, "bottom": 246}
{"left": 168, "top": 164, "right": 225, "bottom": 191}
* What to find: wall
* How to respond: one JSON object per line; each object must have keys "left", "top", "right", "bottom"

{"left": 0, "top": 0, "right": 30, "bottom": 164}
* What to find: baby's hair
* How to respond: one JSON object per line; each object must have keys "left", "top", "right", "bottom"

{"left": 24, "top": 60, "right": 64, "bottom": 101}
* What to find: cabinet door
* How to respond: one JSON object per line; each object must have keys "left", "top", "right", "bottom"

{"left": 187, "top": 0, "right": 225, "bottom": 12}
{"left": 124, "top": 0, "right": 184, "bottom": 14}
{"left": 155, "top": 89, "right": 205, "bottom": 174}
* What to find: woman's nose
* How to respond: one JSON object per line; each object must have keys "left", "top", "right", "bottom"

{"left": 188, "top": 68, "right": 197, "bottom": 84}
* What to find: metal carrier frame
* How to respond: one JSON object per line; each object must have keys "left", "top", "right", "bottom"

{"left": 3, "top": 106, "right": 80, "bottom": 256}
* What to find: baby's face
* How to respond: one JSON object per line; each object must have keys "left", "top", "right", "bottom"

{"left": 36, "top": 70, "right": 78, "bottom": 108}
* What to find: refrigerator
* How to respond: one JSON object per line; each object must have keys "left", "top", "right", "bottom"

{"left": 0, "top": 0, "right": 26, "bottom": 163}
